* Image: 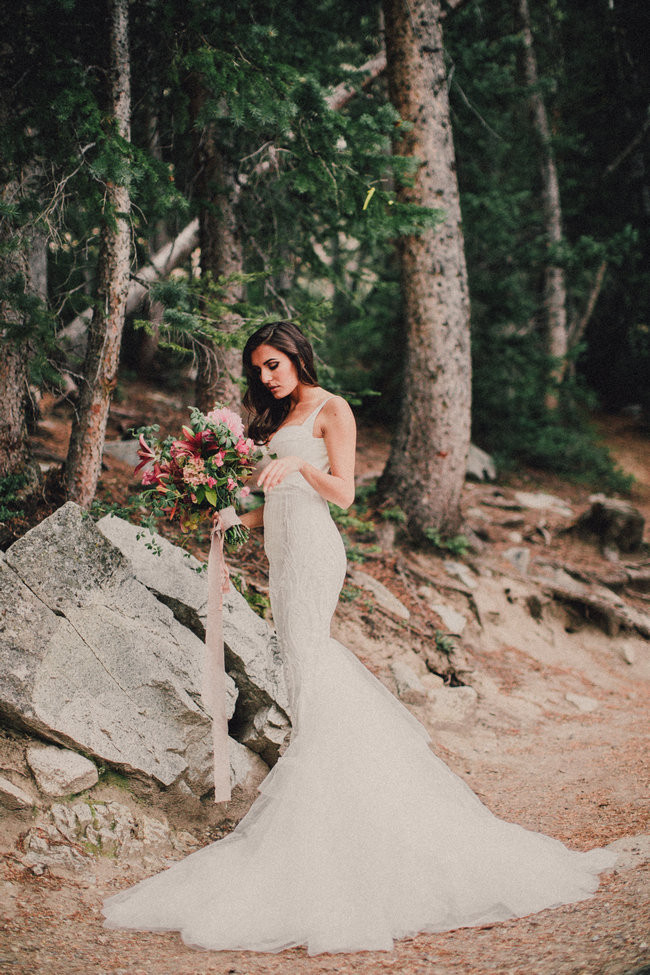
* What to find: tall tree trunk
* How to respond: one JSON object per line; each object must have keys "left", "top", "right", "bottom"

{"left": 380, "top": 0, "right": 471, "bottom": 537}
{"left": 195, "top": 139, "right": 243, "bottom": 412}
{"left": 66, "top": 0, "right": 131, "bottom": 507}
{"left": 517, "top": 0, "right": 567, "bottom": 405}
{"left": 0, "top": 177, "right": 46, "bottom": 489}
{"left": 189, "top": 78, "right": 243, "bottom": 412}
{"left": 139, "top": 103, "right": 170, "bottom": 375}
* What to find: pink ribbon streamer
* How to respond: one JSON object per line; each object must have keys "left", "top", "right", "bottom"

{"left": 202, "top": 521, "right": 232, "bottom": 803}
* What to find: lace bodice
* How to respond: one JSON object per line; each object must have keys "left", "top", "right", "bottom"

{"left": 266, "top": 397, "right": 332, "bottom": 492}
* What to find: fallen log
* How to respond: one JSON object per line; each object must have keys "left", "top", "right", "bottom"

{"left": 58, "top": 218, "right": 200, "bottom": 357}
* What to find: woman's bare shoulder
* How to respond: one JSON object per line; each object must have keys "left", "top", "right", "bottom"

{"left": 321, "top": 393, "right": 353, "bottom": 415}
{"left": 318, "top": 394, "right": 356, "bottom": 437}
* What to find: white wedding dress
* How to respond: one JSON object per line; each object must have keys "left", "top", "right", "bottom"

{"left": 103, "top": 398, "right": 616, "bottom": 955}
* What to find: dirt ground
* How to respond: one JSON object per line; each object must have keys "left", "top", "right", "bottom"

{"left": 1, "top": 386, "right": 649, "bottom": 975}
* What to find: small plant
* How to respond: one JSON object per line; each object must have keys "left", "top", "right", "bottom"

{"left": 97, "top": 767, "right": 134, "bottom": 793}
{"left": 434, "top": 630, "right": 456, "bottom": 656}
{"left": 230, "top": 572, "right": 271, "bottom": 619}
{"left": 423, "top": 528, "right": 469, "bottom": 557}
{"left": 329, "top": 504, "right": 375, "bottom": 535}
{"left": 0, "top": 472, "right": 28, "bottom": 521}
{"left": 340, "top": 583, "right": 364, "bottom": 603}
{"left": 380, "top": 506, "right": 407, "bottom": 525}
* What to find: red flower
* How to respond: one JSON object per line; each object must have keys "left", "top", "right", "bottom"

{"left": 134, "top": 434, "right": 156, "bottom": 475}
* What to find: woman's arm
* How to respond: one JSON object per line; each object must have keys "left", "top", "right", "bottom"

{"left": 257, "top": 397, "right": 356, "bottom": 509}
{"left": 239, "top": 505, "right": 265, "bottom": 530}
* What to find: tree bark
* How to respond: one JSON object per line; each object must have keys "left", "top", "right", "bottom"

{"left": 188, "top": 75, "right": 243, "bottom": 413}
{"left": 65, "top": 0, "right": 131, "bottom": 507}
{"left": 0, "top": 175, "right": 47, "bottom": 488}
{"left": 517, "top": 0, "right": 567, "bottom": 403}
{"left": 380, "top": 0, "right": 472, "bottom": 537}
{"left": 195, "top": 141, "right": 243, "bottom": 413}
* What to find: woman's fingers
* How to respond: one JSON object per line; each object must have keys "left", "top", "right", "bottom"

{"left": 258, "top": 456, "right": 300, "bottom": 491}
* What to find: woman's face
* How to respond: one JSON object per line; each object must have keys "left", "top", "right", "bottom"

{"left": 250, "top": 343, "right": 300, "bottom": 400}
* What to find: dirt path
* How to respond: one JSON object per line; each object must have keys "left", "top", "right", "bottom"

{"left": 1, "top": 396, "right": 649, "bottom": 975}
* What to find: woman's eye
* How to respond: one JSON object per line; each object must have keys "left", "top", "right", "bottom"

{"left": 269, "top": 363, "right": 278, "bottom": 370}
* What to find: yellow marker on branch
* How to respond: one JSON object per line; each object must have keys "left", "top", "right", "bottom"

{"left": 362, "top": 186, "right": 376, "bottom": 210}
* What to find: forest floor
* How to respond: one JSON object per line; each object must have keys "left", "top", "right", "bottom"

{"left": 1, "top": 383, "right": 649, "bottom": 975}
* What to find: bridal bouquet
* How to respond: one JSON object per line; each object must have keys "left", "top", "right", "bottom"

{"left": 134, "top": 404, "right": 262, "bottom": 545}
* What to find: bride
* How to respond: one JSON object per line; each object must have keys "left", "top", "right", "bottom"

{"left": 103, "top": 321, "right": 616, "bottom": 955}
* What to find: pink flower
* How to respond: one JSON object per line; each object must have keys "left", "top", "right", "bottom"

{"left": 240, "top": 485, "right": 251, "bottom": 498}
{"left": 182, "top": 456, "right": 207, "bottom": 487}
{"left": 141, "top": 469, "right": 159, "bottom": 486}
{"left": 207, "top": 406, "right": 245, "bottom": 439}
{"left": 213, "top": 450, "right": 225, "bottom": 468}
{"left": 227, "top": 477, "right": 237, "bottom": 491}
{"left": 206, "top": 476, "right": 217, "bottom": 488}
{"left": 235, "top": 437, "right": 250, "bottom": 455}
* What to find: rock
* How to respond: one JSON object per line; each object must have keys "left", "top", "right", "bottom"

{"left": 229, "top": 738, "right": 270, "bottom": 792}
{"left": 572, "top": 496, "right": 645, "bottom": 553}
{"left": 70, "top": 800, "right": 93, "bottom": 829}
{"left": 503, "top": 547, "right": 530, "bottom": 576}
{"left": 620, "top": 643, "right": 637, "bottom": 665}
{"left": 26, "top": 745, "right": 98, "bottom": 796}
{"left": 571, "top": 494, "right": 645, "bottom": 552}
{"left": 428, "top": 686, "right": 478, "bottom": 727}
{"left": 136, "top": 814, "right": 172, "bottom": 852}
{"left": 23, "top": 798, "right": 179, "bottom": 870}
{"left": 239, "top": 705, "right": 291, "bottom": 765}
{"left": 513, "top": 491, "right": 574, "bottom": 518}
{"left": 626, "top": 568, "right": 650, "bottom": 594}
{"left": 533, "top": 564, "right": 585, "bottom": 593}
{"left": 348, "top": 568, "right": 410, "bottom": 620}
{"left": 390, "top": 659, "right": 427, "bottom": 705}
{"left": 97, "top": 513, "right": 291, "bottom": 735}
{"left": 443, "top": 560, "right": 477, "bottom": 590}
{"left": 49, "top": 801, "right": 79, "bottom": 839}
{"left": 1, "top": 503, "right": 233, "bottom": 795}
{"left": 0, "top": 774, "right": 34, "bottom": 809}
{"left": 565, "top": 692, "right": 599, "bottom": 713}
{"left": 23, "top": 822, "right": 91, "bottom": 871}
{"left": 97, "top": 513, "right": 208, "bottom": 638}
{"left": 102, "top": 439, "right": 141, "bottom": 468}
{"left": 466, "top": 444, "right": 496, "bottom": 482}
{"left": 428, "top": 603, "right": 467, "bottom": 636}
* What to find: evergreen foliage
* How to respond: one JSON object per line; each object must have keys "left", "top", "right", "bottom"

{"left": 1, "top": 0, "right": 647, "bottom": 491}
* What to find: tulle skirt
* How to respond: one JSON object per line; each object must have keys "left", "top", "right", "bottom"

{"left": 103, "top": 485, "right": 616, "bottom": 954}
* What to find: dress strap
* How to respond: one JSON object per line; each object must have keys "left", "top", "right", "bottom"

{"left": 305, "top": 396, "right": 333, "bottom": 428}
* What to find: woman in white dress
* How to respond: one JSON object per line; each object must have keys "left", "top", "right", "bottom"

{"left": 103, "top": 321, "right": 616, "bottom": 955}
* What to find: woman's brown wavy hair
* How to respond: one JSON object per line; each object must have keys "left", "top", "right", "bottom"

{"left": 242, "top": 321, "right": 319, "bottom": 443}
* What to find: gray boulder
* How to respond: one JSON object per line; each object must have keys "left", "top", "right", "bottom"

{"left": 26, "top": 744, "right": 98, "bottom": 796}
{"left": 0, "top": 775, "right": 34, "bottom": 810}
{"left": 1, "top": 503, "right": 235, "bottom": 795}
{"left": 97, "top": 515, "right": 292, "bottom": 752}
{"left": 466, "top": 444, "right": 496, "bottom": 482}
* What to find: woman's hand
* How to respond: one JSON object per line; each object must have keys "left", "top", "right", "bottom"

{"left": 257, "top": 455, "right": 304, "bottom": 492}
{"left": 211, "top": 506, "right": 242, "bottom": 532}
